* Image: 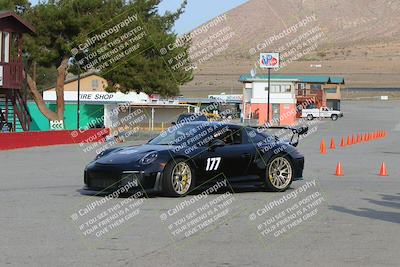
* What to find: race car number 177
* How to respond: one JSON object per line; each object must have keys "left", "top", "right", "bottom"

{"left": 206, "top": 157, "right": 221, "bottom": 171}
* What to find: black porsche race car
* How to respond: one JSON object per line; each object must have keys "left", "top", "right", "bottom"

{"left": 84, "top": 122, "right": 307, "bottom": 197}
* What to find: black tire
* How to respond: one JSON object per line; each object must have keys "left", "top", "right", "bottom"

{"left": 331, "top": 114, "right": 338, "bottom": 121}
{"left": 264, "top": 154, "right": 294, "bottom": 192}
{"left": 307, "top": 114, "right": 314, "bottom": 121}
{"left": 162, "top": 159, "right": 194, "bottom": 197}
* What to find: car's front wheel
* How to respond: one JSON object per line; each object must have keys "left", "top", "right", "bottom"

{"left": 264, "top": 155, "right": 293, "bottom": 192}
{"left": 162, "top": 159, "right": 194, "bottom": 197}
{"left": 331, "top": 114, "right": 338, "bottom": 121}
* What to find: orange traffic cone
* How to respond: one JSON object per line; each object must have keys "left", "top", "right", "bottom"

{"left": 335, "top": 162, "right": 343, "bottom": 176}
{"left": 369, "top": 133, "right": 373, "bottom": 141}
{"left": 364, "top": 133, "right": 369, "bottom": 142}
{"left": 357, "top": 134, "right": 362, "bottom": 143}
{"left": 379, "top": 162, "right": 388, "bottom": 176}
{"left": 340, "top": 137, "right": 346, "bottom": 147}
{"left": 352, "top": 134, "right": 357, "bottom": 145}
{"left": 347, "top": 136, "right": 352, "bottom": 146}
{"left": 320, "top": 139, "right": 327, "bottom": 154}
{"left": 330, "top": 138, "right": 336, "bottom": 149}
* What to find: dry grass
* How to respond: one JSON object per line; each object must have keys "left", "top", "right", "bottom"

{"left": 180, "top": 0, "right": 400, "bottom": 97}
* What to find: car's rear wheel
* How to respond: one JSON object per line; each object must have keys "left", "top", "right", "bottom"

{"left": 307, "top": 114, "right": 313, "bottom": 120}
{"left": 162, "top": 159, "right": 193, "bottom": 197}
{"left": 264, "top": 155, "right": 293, "bottom": 192}
{"left": 331, "top": 114, "right": 338, "bottom": 121}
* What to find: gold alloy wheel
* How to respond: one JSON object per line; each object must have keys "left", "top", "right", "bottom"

{"left": 268, "top": 157, "right": 293, "bottom": 189}
{"left": 172, "top": 162, "right": 192, "bottom": 194}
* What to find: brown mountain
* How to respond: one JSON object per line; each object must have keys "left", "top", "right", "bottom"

{"left": 180, "top": 0, "right": 400, "bottom": 97}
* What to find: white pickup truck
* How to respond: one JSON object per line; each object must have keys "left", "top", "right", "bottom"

{"left": 301, "top": 107, "right": 343, "bottom": 121}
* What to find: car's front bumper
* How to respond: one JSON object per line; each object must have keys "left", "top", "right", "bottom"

{"left": 84, "top": 165, "right": 163, "bottom": 193}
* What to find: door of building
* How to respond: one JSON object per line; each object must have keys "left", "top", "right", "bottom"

{"left": 272, "top": 104, "right": 280, "bottom": 125}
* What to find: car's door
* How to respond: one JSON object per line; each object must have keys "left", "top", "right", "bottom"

{"left": 194, "top": 126, "right": 255, "bottom": 184}
{"left": 321, "top": 107, "right": 329, "bottom": 118}
{"left": 242, "top": 127, "right": 272, "bottom": 179}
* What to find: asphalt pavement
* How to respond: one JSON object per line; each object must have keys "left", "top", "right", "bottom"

{"left": 0, "top": 100, "right": 399, "bottom": 267}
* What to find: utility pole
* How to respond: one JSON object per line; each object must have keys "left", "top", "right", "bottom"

{"left": 267, "top": 68, "right": 271, "bottom": 123}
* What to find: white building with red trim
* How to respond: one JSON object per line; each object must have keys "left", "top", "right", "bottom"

{"left": 240, "top": 74, "right": 298, "bottom": 126}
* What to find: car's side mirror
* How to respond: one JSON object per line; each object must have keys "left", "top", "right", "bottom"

{"left": 209, "top": 139, "right": 225, "bottom": 150}
{"left": 292, "top": 126, "right": 308, "bottom": 135}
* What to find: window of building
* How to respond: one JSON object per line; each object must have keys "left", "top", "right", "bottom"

{"left": 3, "top": 32, "right": 9, "bottom": 63}
{"left": 298, "top": 83, "right": 306, "bottom": 90}
{"left": 270, "top": 85, "right": 281, "bottom": 93}
{"left": 91, "top": 79, "right": 99, "bottom": 90}
{"left": 310, "top": 84, "right": 321, "bottom": 94}
{"left": 281, "top": 85, "right": 292, "bottom": 93}
{"left": 310, "top": 84, "right": 322, "bottom": 90}
{"left": 326, "top": 88, "right": 337, "bottom": 94}
{"left": 10, "top": 33, "right": 20, "bottom": 59}
{"left": 269, "top": 85, "right": 291, "bottom": 93}
{"left": 0, "top": 32, "right": 2, "bottom": 62}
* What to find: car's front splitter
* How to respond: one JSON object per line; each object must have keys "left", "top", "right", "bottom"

{"left": 84, "top": 167, "right": 163, "bottom": 194}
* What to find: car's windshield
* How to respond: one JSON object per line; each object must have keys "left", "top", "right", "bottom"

{"left": 177, "top": 113, "right": 207, "bottom": 123}
{"left": 149, "top": 124, "right": 209, "bottom": 146}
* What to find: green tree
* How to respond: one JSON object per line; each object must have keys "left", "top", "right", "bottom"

{"left": 0, "top": 0, "right": 30, "bottom": 13}
{"left": 15, "top": 0, "right": 192, "bottom": 122}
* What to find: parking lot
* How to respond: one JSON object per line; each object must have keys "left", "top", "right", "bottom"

{"left": 1, "top": 100, "right": 399, "bottom": 267}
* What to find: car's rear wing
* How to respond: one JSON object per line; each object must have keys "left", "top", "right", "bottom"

{"left": 251, "top": 125, "right": 309, "bottom": 147}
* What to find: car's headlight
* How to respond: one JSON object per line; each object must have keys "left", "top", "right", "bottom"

{"left": 140, "top": 151, "right": 158, "bottom": 165}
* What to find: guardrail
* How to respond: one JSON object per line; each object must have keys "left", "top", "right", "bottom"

{"left": 0, "top": 128, "right": 110, "bottom": 150}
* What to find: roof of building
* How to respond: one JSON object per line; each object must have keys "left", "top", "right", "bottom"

{"left": 178, "top": 97, "right": 242, "bottom": 104}
{"left": 0, "top": 11, "right": 35, "bottom": 34}
{"left": 239, "top": 74, "right": 345, "bottom": 84}
{"left": 64, "top": 71, "right": 102, "bottom": 84}
{"left": 45, "top": 71, "right": 102, "bottom": 91}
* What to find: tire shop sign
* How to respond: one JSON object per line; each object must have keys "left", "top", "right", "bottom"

{"left": 43, "top": 91, "right": 149, "bottom": 103}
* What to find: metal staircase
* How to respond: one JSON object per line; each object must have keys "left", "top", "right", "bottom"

{"left": 0, "top": 90, "right": 31, "bottom": 132}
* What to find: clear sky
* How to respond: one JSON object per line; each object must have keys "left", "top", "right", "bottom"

{"left": 29, "top": 0, "right": 248, "bottom": 34}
